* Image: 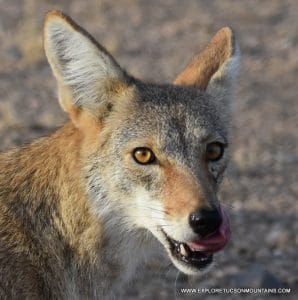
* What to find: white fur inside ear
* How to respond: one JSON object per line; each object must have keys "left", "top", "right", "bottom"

{"left": 45, "top": 20, "right": 123, "bottom": 109}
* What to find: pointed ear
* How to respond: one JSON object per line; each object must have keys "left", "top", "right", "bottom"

{"left": 44, "top": 10, "right": 131, "bottom": 125}
{"left": 174, "top": 27, "right": 240, "bottom": 99}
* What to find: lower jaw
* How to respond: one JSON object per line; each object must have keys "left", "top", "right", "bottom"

{"left": 170, "top": 244, "right": 213, "bottom": 272}
{"left": 170, "top": 253, "right": 214, "bottom": 275}
{"left": 163, "top": 230, "right": 213, "bottom": 271}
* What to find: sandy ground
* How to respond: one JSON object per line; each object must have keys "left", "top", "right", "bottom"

{"left": 0, "top": 0, "right": 297, "bottom": 299}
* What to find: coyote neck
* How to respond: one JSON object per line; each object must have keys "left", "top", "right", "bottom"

{"left": 0, "top": 122, "right": 102, "bottom": 257}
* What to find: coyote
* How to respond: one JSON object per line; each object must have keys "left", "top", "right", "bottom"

{"left": 0, "top": 10, "right": 239, "bottom": 299}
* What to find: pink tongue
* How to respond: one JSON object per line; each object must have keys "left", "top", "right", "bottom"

{"left": 186, "top": 206, "right": 231, "bottom": 254}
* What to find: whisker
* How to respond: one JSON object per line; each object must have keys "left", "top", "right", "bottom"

{"left": 123, "top": 215, "right": 168, "bottom": 221}
{"left": 124, "top": 203, "right": 169, "bottom": 214}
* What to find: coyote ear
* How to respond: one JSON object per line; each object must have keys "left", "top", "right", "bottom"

{"left": 44, "top": 10, "right": 130, "bottom": 124}
{"left": 174, "top": 27, "right": 240, "bottom": 100}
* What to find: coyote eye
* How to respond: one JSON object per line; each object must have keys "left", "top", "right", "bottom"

{"left": 206, "top": 142, "right": 224, "bottom": 161}
{"left": 132, "top": 147, "right": 156, "bottom": 165}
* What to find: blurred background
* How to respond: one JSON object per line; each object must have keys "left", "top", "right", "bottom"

{"left": 0, "top": 0, "right": 297, "bottom": 299}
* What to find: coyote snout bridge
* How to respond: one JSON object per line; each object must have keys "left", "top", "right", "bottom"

{"left": 0, "top": 10, "right": 239, "bottom": 299}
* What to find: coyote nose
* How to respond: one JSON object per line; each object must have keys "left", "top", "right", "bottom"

{"left": 189, "top": 208, "right": 222, "bottom": 238}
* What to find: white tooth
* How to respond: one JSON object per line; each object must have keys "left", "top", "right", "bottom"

{"left": 179, "top": 244, "right": 188, "bottom": 257}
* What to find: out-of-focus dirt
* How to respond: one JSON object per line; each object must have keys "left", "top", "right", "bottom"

{"left": 0, "top": 0, "right": 297, "bottom": 299}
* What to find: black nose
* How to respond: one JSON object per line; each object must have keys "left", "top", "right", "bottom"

{"left": 189, "top": 208, "right": 222, "bottom": 238}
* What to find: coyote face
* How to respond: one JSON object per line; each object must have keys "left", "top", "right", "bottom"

{"left": 87, "top": 81, "right": 233, "bottom": 274}
{"left": 43, "top": 11, "right": 239, "bottom": 276}
{"left": 87, "top": 83, "right": 232, "bottom": 275}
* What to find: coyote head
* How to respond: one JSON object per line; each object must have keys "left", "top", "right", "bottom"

{"left": 44, "top": 11, "right": 239, "bottom": 275}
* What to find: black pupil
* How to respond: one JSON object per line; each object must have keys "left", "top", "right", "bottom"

{"left": 208, "top": 144, "right": 222, "bottom": 160}
{"left": 140, "top": 150, "right": 148, "bottom": 157}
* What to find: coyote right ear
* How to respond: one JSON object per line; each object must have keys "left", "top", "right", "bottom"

{"left": 174, "top": 27, "right": 240, "bottom": 100}
{"left": 44, "top": 10, "right": 131, "bottom": 126}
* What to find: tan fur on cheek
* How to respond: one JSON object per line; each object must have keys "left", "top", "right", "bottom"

{"left": 66, "top": 106, "right": 102, "bottom": 152}
{"left": 77, "top": 111, "right": 101, "bottom": 140}
{"left": 161, "top": 165, "right": 206, "bottom": 219}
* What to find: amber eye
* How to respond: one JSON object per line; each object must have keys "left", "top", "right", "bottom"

{"left": 206, "top": 142, "right": 224, "bottom": 161}
{"left": 132, "top": 147, "right": 156, "bottom": 165}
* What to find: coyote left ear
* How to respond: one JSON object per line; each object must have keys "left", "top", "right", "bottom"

{"left": 174, "top": 27, "right": 240, "bottom": 99}
{"left": 44, "top": 10, "right": 130, "bottom": 125}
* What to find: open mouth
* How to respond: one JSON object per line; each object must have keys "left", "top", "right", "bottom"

{"left": 161, "top": 207, "right": 231, "bottom": 271}
{"left": 164, "top": 231, "right": 213, "bottom": 269}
